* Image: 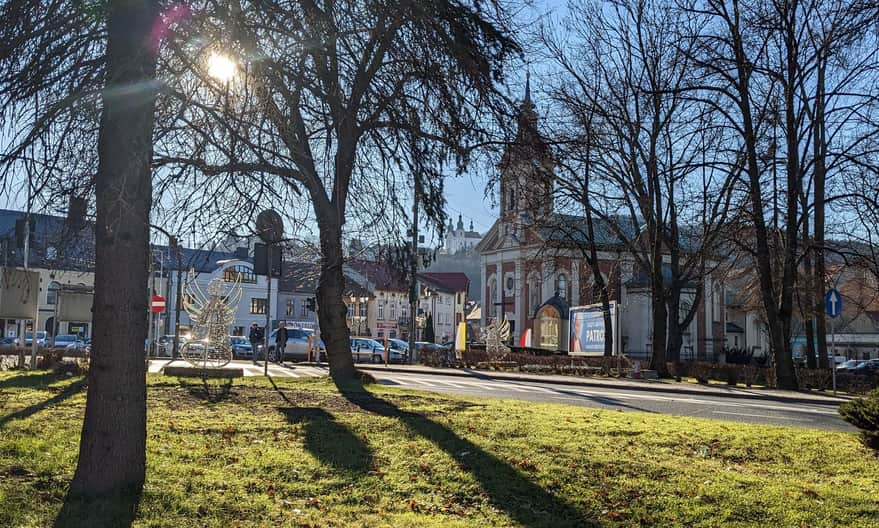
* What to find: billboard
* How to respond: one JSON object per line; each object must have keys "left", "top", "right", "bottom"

{"left": 0, "top": 267, "right": 39, "bottom": 320}
{"left": 569, "top": 302, "right": 618, "bottom": 356}
{"left": 58, "top": 290, "right": 94, "bottom": 322}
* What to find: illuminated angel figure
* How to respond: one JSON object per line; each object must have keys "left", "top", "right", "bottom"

{"left": 180, "top": 273, "right": 243, "bottom": 369}
{"left": 484, "top": 317, "right": 511, "bottom": 361}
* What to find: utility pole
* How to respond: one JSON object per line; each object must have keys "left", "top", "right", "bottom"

{"left": 408, "top": 174, "right": 419, "bottom": 364}
{"left": 171, "top": 236, "right": 183, "bottom": 360}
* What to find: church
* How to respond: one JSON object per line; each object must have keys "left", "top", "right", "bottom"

{"left": 475, "top": 82, "right": 726, "bottom": 361}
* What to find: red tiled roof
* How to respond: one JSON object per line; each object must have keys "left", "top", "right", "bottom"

{"left": 418, "top": 272, "right": 470, "bottom": 294}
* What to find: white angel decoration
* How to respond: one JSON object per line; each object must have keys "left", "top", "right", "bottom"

{"left": 484, "top": 317, "right": 511, "bottom": 360}
{"left": 179, "top": 272, "right": 243, "bottom": 369}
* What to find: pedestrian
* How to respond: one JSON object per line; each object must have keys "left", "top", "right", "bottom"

{"left": 248, "top": 322, "right": 263, "bottom": 364}
{"left": 275, "top": 321, "right": 288, "bottom": 363}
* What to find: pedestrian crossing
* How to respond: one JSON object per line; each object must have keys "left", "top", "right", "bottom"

{"left": 147, "top": 359, "right": 329, "bottom": 379}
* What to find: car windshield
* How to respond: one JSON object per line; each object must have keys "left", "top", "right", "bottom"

{"left": 55, "top": 335, "right": 75, "bottom": 342}
{"left": 389, "top": 339, "right": 408, "bottom": 349}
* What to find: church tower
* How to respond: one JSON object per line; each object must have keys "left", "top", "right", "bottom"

{"left": 498, "top": 72, "right": 553, "bottom": 230}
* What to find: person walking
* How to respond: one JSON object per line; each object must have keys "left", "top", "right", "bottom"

{"left": 275, "top": 321, "right": 288, "bottom": 363}
{"left": 248, "top": 322, "right": 263, "bottom": 364}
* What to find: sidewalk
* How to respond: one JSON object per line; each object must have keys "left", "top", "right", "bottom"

{"left": 353, "top": 363, "right": 854, "bottom": 405}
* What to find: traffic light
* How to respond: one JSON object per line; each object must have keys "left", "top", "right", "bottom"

{"left": 306, "top": 297, "right": 316, "bottom": 312}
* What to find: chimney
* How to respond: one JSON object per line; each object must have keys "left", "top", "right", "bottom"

{"left": 66, "top": 196, "right": 87, "bottom": 230}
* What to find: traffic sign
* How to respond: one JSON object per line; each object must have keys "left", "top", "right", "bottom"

{"left": 825, "top": 289, "right": 842, "bottom": 318}
{"left": 151, "top": 295, "right": 166, "bottom": 313}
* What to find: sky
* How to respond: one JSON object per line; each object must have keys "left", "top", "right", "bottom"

{"left": 0, "top": 1, "right": 564, "bottom": 243}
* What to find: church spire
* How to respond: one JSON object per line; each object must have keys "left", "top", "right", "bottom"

{"left": 524, "top": 68, "right": 532, "bottom": 109}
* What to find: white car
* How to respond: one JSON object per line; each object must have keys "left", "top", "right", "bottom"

{"left": 350, "top": 338, "right": 387, "bottom": 363}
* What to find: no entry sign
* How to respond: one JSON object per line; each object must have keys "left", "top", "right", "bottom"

{"left": 151, "top": 295, "right": 166, "bottom": 313}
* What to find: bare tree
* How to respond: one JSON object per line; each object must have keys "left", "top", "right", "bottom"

{"left": 541, "top": 0, "right": 733, "bottom": 374}
{"left": 156, "top": 0, "right": 520, "bottom": 383}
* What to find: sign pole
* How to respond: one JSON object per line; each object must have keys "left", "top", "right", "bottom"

{"left": 831, "top": 317, "right": 836, "bottom": 394}
{"left": 264, "top": 243, "right": 271, "bottom": 377}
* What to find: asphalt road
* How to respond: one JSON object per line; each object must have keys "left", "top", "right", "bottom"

{"left": 146, "top": 359, "right": 852, "bottom": 431}
{"left": 366, "top": 369, "right": 853, "bottom": 431}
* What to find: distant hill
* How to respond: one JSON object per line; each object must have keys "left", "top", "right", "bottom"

{"left": 425, "top": 249, "right": 481, "bottom": 301}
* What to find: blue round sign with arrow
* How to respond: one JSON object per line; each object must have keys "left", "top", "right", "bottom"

{"left": 825, "top": 289, "right": 842, "bottom": 318}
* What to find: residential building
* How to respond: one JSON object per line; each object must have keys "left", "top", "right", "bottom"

{"left": 418, "top": 272, "right": 470, "bottom": 343}
{"left": 345, "top": 260, "right": 409, "bottom": 339}
{"left": 277, "top": 261, "right": 320, "bottom": 330}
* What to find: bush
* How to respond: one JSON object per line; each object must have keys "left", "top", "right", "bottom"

{"left": 839, "top": 390, "right": 879, "bottom": 451}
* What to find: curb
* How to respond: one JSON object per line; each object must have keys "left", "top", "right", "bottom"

{"left": 354, "top": 364, "right": 853, "bottom": 406}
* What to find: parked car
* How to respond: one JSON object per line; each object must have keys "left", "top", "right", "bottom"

{"left": 230, "top": 336, "right": 253, "bottom": 358}
{"left": 387, "top": 338, "right": 410, "bottom": 363}
{"left": 848, "top": 359, "right": 879, "bottom": 376}
{"left": 51, "top": 334, "right": 85, "bottom": 352}
{"left": 0, "top": 337, "right": 16, "bottom": 351}
{"left": 16, "top": 331, "right": 47, "bottom": 347}
{"left": 350, "top": 337, "right": 387, "bottom": 363}
{"left": 155, "top": 335, "right": 187, "bottom": 357}
{"left": 267, "top": 327, "right": 325, "bottom": 362}
{"left": 837, "top": 359, "right": 867, "bottom": 371}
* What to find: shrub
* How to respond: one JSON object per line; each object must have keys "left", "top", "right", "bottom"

{"left": 839, "top": 390, "right": 879, "bottom": 451}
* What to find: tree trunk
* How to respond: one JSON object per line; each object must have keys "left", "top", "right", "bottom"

{"left": 813, "top": 57, "right": 829, "bottom": 369}
{"left": 68, "top": 0, "right": 159, "bottom": 498}
{"left": 803, "top": 225, "right": 817, "bottom": 369}
{"left": 315, "top": 210, "right": 357, "bottom": 384}
{"left": 665, "top": 292, "right": 682, "bottom": 363}
{"left": 650, "top": 290, "right": 669, "bottom": 376}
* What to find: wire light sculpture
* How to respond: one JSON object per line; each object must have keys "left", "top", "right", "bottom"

{"left": 179, "top": 273, "right": 242, "bottom": 369}
{"left": 484, "top": 317, "right": 511, "bottom": 361}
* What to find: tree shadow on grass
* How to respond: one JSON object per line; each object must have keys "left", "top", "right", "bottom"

{"left": 0, "top": 371, "right": 65, "bottom": 389}
{"left": 279, "top": 407, "right": 373, "bottom": 474}
{"left": 0, "top": 379, "right": 85, "bottom": 428}
{"left": 54, "top": 488, "right": 141, "bottom": 528}
{"left": 338, "top": 381, "right": 597, "bottom": 528}
{"left": 177, "top": 377, "right": 233, "bottom": 403}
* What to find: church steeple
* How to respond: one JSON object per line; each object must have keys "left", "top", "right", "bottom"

{"left": 456, "top": 214, "right": 464, "bottom": 231}
{"left": 524, "top": 68, "right": 532, "bottom": 110}
{"left": 498, "top": 66, "right": 554, "bottom": 226}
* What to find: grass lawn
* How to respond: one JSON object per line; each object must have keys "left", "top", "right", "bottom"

{"left": 0, "top": 371, "right": 877, "bottom": 527}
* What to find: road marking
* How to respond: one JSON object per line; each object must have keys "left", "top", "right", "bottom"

{"left": 712, "top": 411, "right": 811, "bottom": 422}
{"left": 383, "top": 375, "right": 840, "bottom": 416}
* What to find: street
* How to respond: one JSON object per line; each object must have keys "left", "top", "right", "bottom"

{"left": 148, "top": 359, "right": 853, "bottom": 431}
{"left": 367, "top": 369, "right": 852, "bottom": 431}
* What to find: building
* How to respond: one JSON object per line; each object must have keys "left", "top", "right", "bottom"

{"left": 345, "top": 260, "right": 410, "bottom": 339}
{"left": 0, "top": 209, "right": 100, "bottom": 339}
{"left": 443, "top": 214, "right": 482, "bottom": 255}
{"left": 475, "top": 86, "right": 723, "bottom": 359}
{"left": 418, "top": 272, "right": 470, "bottom": 343}
{"left": 164, "top": 246, "right": 279, "bottom": 337}
{"left": 0, "top": 208, "right": 284, "bottom": 340}
{"left": 277, "top": 261, "right": 320, "bottom": 330}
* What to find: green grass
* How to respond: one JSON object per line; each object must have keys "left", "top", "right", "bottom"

{"left": 0, "top": 371, "right": 877, "bottom": 527}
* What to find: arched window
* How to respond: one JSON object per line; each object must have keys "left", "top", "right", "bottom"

{"left": 47, "top": 281, "right": 60, "bottom": 305}
{"left": 556, "top": 273, "right": 567, "bottom": 299}
{"left": 528, "top": 274, "right": 541, "bottom": 314}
